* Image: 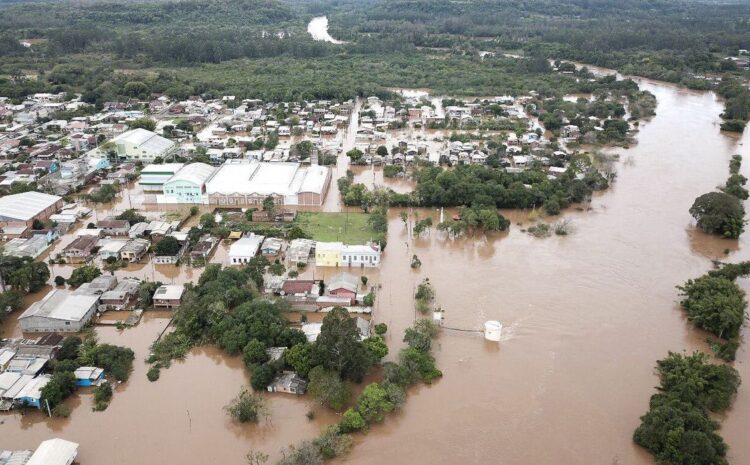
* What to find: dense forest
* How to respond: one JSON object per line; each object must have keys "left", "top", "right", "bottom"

{"left": 0, "top": 0, "right": 749, "bottom": 125}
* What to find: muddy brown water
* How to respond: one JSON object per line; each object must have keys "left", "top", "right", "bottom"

{"left": 2, "top": 77, "right": 750, "bottom": 465}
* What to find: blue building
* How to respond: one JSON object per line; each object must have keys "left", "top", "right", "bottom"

{"left": 74, "top": 367, "right": 104, "bottom": 387}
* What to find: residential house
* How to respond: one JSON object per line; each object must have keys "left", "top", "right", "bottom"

{"left": 260, "top": 237, "right": 284, "bottom": 256}
{"left": 326, "top": 272, "right": 359, "bottom": 305}
{"left": 63, "top": 235, "right": 98, "bottom": 264}
{"left": 286, "top": 238, "right": 315, "bottom": 264}
{"left": 228, "top": 234, "right": 264, "bottom": 264}
{"left": 99, "top": 278, "right": 139, "bottom": 311}
{"left": 98, "top": 219, "right": 130, "bottom": 236}
{"left": 315, "top": 242, "right": 381, "bottom": 268}
{"left": 73, "top": 367, "right": 104, "bottom": 387}
{"left": 189, "top": 235, "right": 218, "bottom": 265}
{"left": 119, "top": 238, "right": 149, "bottom": 263}
{"left": 153, "top": 285, "right": 184, "bottom": 309}
{"left": 267, "top": 372, "right": 307, "bottom": 395}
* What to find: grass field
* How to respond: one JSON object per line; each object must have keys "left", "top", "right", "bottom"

{"left": 295, "top": 212, "right": 375, "bottom": 244}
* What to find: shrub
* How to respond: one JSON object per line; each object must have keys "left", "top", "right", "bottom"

{"left": 146, "top": 367, "right": 160, "bottom": 382}
{"left": 224, "top": 388, "right": 268, "bottom": 423}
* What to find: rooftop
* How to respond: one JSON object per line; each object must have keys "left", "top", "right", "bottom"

{"left": 0, "top": 191, "right": 61, "bottom": 222}
{"left": 154, "top": 284, "right": 184, "bottom": 301}
{"left": 19, "top": 289, "right": 99, "bottom": 323}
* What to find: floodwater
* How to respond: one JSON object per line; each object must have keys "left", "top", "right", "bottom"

{"left": 3, "top": 76, "right": 750, "bottom": 465}
{"left": 307, "top": 16, "right": 346, "bottom": 45}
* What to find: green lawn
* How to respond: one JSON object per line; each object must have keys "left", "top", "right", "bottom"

{"left": 296, "top": 212, "right": 375, "bottom": 244}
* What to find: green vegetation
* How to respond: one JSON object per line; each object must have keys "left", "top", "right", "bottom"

{"left": 294, "top": 212, "right": 376, "bottom": 244}
{"left": 93, "top": 382, "right": 113, "bottom": 411}
{"left": 225, "top": 387, "right": 269, "bottom": 423}
{"left": 0, "top": 255, "right": 50, "bottom": 293}
{"left": 690, "top": 156, "right": 747, "bottom": 239}
{"left": 634, "top": 352, "right": 740, "bottom": 465}
{"left": 87, "top": 183, "right": 120, "bottom": 203}
{"left": 42, "top": 335, "right": 134, "bottom": 412}
{"left": 677, "top": 262, "right": 750, "bottom": 361}
{"left": 414, "top": 279, "right": 434, "bottom": 315}
{"left": 154, "top": 236, "right": 183, "bottom": 256}
{"left": 67, "top": 265, "right": 102, "bottom": 288}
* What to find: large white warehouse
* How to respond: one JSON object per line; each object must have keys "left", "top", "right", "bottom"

{"left": 205, "top": 160, "right": 331, "bottom": 206}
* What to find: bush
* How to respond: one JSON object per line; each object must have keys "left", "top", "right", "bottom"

{"left": 93, "top": 382, "right": 113, "bottom": 411}
{"left": 339, "top": 408, "right": 366, "bottom": 432}
{"left": 67, "top": 265, "right": 102, "bottom": 288}
{"left": 224, "top": 388, "right": 268, "bottom": 423}
{"left": 54, "top": 275, "right": 66, "bottom": 286}
{"left": 313, "top": 425, "right": 353, "bottom": 459}
{"left": 374, "top": 323, "right": 388, "bottom": 336}
{"left": 146, "top": 367, "right": 160, "bottom": 382}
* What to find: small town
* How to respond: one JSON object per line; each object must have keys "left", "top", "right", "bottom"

{"left": 1, "top": 1, "right": 750, "bottom": 465}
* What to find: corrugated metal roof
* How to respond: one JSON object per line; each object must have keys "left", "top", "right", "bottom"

{"left": 0, "top": 192, "right": 61, "bottom": 222}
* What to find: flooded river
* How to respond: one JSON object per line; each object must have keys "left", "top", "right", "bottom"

{"left": 3, "top": 77, "right": 750, "bottom": 464}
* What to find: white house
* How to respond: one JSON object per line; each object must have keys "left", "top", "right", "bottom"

{"left": 228, "top": 234, "right": 265, "bottom": 264}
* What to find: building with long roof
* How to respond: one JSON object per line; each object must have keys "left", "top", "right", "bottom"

{"left": 162, "top": 162, "right": 216, "bottom": 203}
{"left": 18, "top": 289, "right": 99, "bottom": 333}
{"left": 139, "top": 163, "right": 184, "bottom": 192}
{"left": 205, "top": 160, "right": 331, "bottom": 207}
{"left": 0, "top": 191, "right": 63, "bottom": 240}
{"left": 89, "top": 128, "right": 176, "bottom": 162}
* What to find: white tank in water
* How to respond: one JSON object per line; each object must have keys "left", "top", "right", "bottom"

{"left": 484, "top": 320, "right": 503, "bottom": 341}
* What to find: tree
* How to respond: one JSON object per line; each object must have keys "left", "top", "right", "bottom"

{"left": 54, "top": 276, "right": 66, "bottom": 286}
{"left": 355, "top": 383, "right": 394, "bottom": 424}
{"left": 225, "top": 388, "right": 269, "bottom": 423}
{"left": 250, "top": 363, "right": 277, "bottom": 391}
{"left": 312, "top": 307, "right": 372, "bottom": 382}
{"left": 339, "top": 408, "right": 366, "bottom": 433}
{"left": 308, "top": 366, "right": 351, "bottom": 411}
{"left": 155, "top": 236, "right": 182, "bottom": 256}
{"left": 199, "top": 213, "right": 216, "bottom": 229}
{"left": 346, "top": 148, "right": 363, "bottom": 163}
{"left": 286, "top": 342, "right": 314, "bottom": 378}
{"left": 677, "top": 275, "right": 746, "bottom": 339}
{"left": 362, "top": 292, "right": 375, "bottom": 307}
{"left": 40, "top": 371, "right": 77, "bottom": 408}
{"left": 262, "top": 196, "right": 275, "bottom": 213}
{"left": 67, "top": 265, "right": 102, "bottom": 288}
{"left": 0, "top": 290, "right": 22, "bottom": 315}
{"left": 116, "top": 208, "right": 147, "bottom": 225}
{"left": 313, "top": 425, "right": 353, "bottom": 459}
{"left": 129, "top": 117, "right": 156, "bottom": 131}
{"left": 93, "top": 382, "right": 113, "bottom": 411}
{"left": 689, "top": 192, "right": 745, "bottom": 239}
{"left": 277, "top": 442, "right": 322, "bottom": 465}
{"left": 374, "top": 323, "right": 388, "bottom": 336}
{"left": 403, "top": 319, "right": 439, "bottom": 352}
{"left": 85, "top": 343, "right": 135, "bottom": 381}
{"left": 58, "top": 336, "right": 82, "bottom": 361}
{"left": 243, "top": 339, "right": 269, "bottom": 367}
{"left": 0, "top": 256, "right": 50, "bottom": 292}
{"left": 137, "top": 280, "right": 161, "bottom": 308}
{"left": 363, "top": 336, "right": 388, "bottom": 361}
{"left": 376, "top": 145, "right": 388, "bottom": 156}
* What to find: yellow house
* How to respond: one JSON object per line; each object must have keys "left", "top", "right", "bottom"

{"left": 315, "top": 242, "right": 343, "bottom": 267}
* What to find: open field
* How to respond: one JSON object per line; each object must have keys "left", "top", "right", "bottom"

{"left": 295, "top": 212, "right": 373, "bottom": 244}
